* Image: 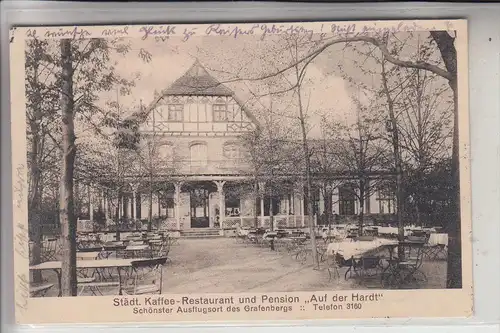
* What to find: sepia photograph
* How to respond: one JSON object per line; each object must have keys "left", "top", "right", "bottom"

{"left": 10, "top": 20, "right": 472, "bottom": 323}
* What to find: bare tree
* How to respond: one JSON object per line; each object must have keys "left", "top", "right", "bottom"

{"left": 35, "top": 37, "right": 152, "bottom": 296}
{"left": 309, "top": 122, "right": 344, "bottom": 230}
{"left": 59, "top": 39, "right": 78, "bottom": 296}
{"left": 25, "top": 39, "right": 61, "bottom": 282}
{"left": 323, "top": 102, "right": 390, "bottom": 234}
{"left": 130, "top": 112, "right": 182, "bottom": 231}
{"left": 393, "top": 63, "right": 453, "bottom": 227}
{"left": 240, "top": 90, "right": 300, "bottom": 233}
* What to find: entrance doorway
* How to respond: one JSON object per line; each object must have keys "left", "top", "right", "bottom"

{"left": 190, "top": 188, "right": 210, "bottom": 228}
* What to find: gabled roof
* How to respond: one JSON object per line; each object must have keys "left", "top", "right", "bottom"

{"left": 164, "top": 60, "right": 234, "bottom": 96}
{"left": 126, "top": 60, "right": 261, "bottom": 130}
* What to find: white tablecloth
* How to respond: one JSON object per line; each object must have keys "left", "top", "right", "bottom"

{"left": 428, "top": 233, "right": 448, "bottom": 246}
{"left": 377, "top": 227, "right": 411, "bottom": 236}
{"left": 327, "top": 238, "right": 398, "bottom": 259}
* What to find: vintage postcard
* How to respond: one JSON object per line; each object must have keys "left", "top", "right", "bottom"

{"left": 10, "top": 19, "right": 472, "bottom": 324}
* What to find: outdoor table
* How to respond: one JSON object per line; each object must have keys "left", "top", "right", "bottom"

{"left": 327, "top": 238, "right": 398, "bottom": 259}
{"left": 262, "top": 232, "right": 278, "bottom": 239}
{"left": 104, "top": 245, "right": 127, "bottom": 251}
{"left": 286, "top": 236, "right": 307, "bottom": 241}
{"left": 377, "top": 227, "right": 411, "bottom": 237}
{"left": 125, "top": 244, "right": 149, "bottom": 251}
{"left": 428, "top": 233, "right": 448, "bottom": 246}
{"left": 77, "top": 247, "right": 104, "bottom": 253}
{"left": 326, "top": 238, "right": 397, "bottom": 281}
{"left": 29, "top": 258, "right": 150, "bottom": 296}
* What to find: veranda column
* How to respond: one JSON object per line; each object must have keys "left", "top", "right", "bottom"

{"left": 174, "top": 182, "right": 183, "bottom": 230}
{"left": 131, "top": 192, "right": 136, "bottom": 219}
{"left": 89, "top": 184, "right": 94, "bottom": 222}
{"left": 258, "top": 182, "right": 265, "bottom": 228}
{"left": 121, "top": 196, "right": 124, "bottom": 219}
{"left": 215, "top": 181, "right": 226, "bottom": 229}
{"left": 300, "top": 187, "right": 305, "bottom": 228}
{"left": 286, "top": 192, "right": 290, "bottom": 227}
{"left": 101, "top": 189, "right": 106, "bottom": 218}
{"left": 130, "top": 183, "right": 138, "bottom": 219}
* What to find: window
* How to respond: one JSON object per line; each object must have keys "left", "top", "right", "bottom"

{"left": 168, "top": 104, "right": 183, "bottom": 121}
{"left": 190, "top": 143, "right": 208, "bottom": 167}
{"left": 158, "top": 143, "right": 174, "bottom": 165}
{"left": 213, "top": 98, "right": 228, "bottom": 121}
{"left": 255, "top": 196, "right": 280, "bottom": 216}
{"left": 223, "top": 143, "right": 241, "bottom": 160}
{"left": 377, "top": 187, "right": 396, "bottom": 214}
{"left": 160, "top": 196, "right": 175, "bottom": 218}
{"left": 339, "top": 186, "right": 356, "bottom": 216}
{"left": 225, "top": 186, "right": 241, "bottom": 217}
{"left": 303, "top": 188, "right": 321, "bottom": 216}
{"left": 225, "top": 197, "right": 241, "bottom": 217}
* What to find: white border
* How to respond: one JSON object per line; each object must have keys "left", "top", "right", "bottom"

{"left": 1, "top": 1, "right": 499, "bottom": 331}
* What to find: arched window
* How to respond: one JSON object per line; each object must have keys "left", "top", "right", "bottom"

{"left": 158, "top": 143, "right": 174, "bottom": 165}
{"left": 223, "top": 142, "right": 241, "bottom": 160}
{"left": 213, "top": 97, "right": 228, "bottom": 122}
{"left": 190, "top": 143, "right": 208, "bottom": 167}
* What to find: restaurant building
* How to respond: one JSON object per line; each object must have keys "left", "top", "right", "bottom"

{"left": 86, "top": 60, "right": 396, "bottom": 232}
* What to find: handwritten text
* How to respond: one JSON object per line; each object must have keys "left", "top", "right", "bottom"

{"left": 14, "top": 164, "right": 25, "bottom": 209}
{"left": 140, "top": 25, "right": 176, "bottom": 40}
{"left": 44, "top": 27, "right": 91, "bottom": 39}
{"left": 15, "top": 273, "right": 30, "bottom": 312}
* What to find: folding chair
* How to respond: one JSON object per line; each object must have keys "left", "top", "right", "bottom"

{"left": 122, "top": 257, "right": 168, "bottom": 295}
{"left": 327, "top": 252, "right": 343, "bottom": 281}
{"left": 381, "top": 242, "right": 427, "bottom": 289}
{"left": 423, "top": 234, "right": 448, "bottom": 260}
{"left": 76, "top": 252, "right": 119, "bottom": 296}
{"left": 41, "top": 239, "right": 58, "bottom": 261}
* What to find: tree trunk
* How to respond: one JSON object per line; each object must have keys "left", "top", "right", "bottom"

{"left": 429, "top": 31, "right": 461, "bottom": 289}
{"left": 324, "top": 185, "right": 332, "bottom": 231}
{"left": 381, "top": 58, "right": 405, "bottom": 258}
{"left": 446, "top": 78, "right": 461, "bottom": 288}
{"left": 115, "top": 191, "right": 122, "bottom": 241}
{"left": 28, "top": 134, "right": 43, "bottom": 282}
{"left": 358, "top": 180, "right": 365, "bottom": 236}
{"left": 28, "top": 60, "right": 44, "bottom": 282}
{"left": 148, "top": 174, "right": 153, "bottom": 232}
{"left": 269, "top": 186, "right": 275, "bottom": 230}
{"left": 253, "top": 181, "right": 259, "bottom": 228}
{"left": 59, "top": 39, "right": 77, "bottom": 297}
{"left": 298, "top": 111, "right": 319, "bottom": 269}
{"left": 268, "top": 185, "right": 275, "bottom": 250}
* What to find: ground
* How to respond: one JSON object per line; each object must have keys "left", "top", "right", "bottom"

{"left": 163, "top": 238, "right": 446, "bottom": 293}
{"left": 35, "top": 237, "right": 447, "bottom": 297}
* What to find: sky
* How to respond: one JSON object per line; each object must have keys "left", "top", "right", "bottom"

{"left": 96, "top": 31, "right": 450, "bottom": 140}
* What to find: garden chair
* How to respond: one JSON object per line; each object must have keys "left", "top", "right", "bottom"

{"left": 122, "top": 257, "right": 168, "bottom": 295}
{"left": 422, "top": 233, "right": 447, "bottom": 260}
{"left": 381, "top": 241, "right": 427, "bottom": 289}
{"left": 76, "top": 252, "right": 119, "bottom": 296}
{"left": 327, "top": 252, "right": 343, "bottom": 281}
{"left": 344, "top": 256, "right": 382, "bottom": 281}
{"left": 41, "top": 238, "right": 59, "bottom": 261}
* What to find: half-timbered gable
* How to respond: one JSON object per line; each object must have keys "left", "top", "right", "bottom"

{"left": 141, "top": 60, "right": 258, "bottom": 137}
